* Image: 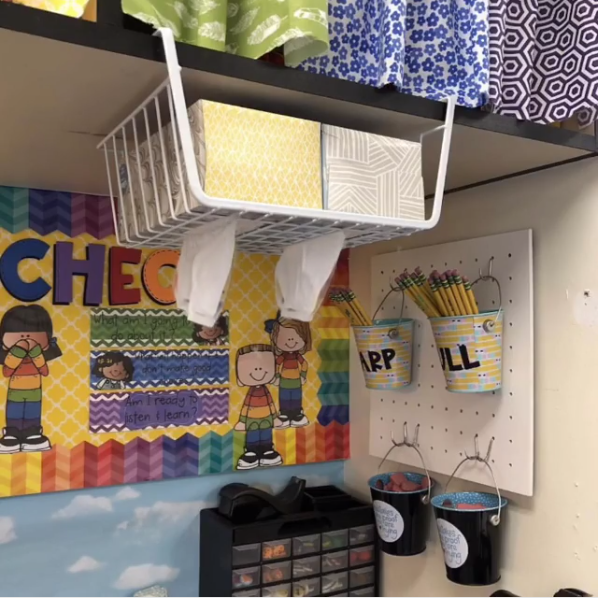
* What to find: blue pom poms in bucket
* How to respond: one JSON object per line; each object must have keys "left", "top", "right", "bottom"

{"left": 432, "top": 491, "right": 508, "bottom": 586}
{"left": 369, "top": 472, "right": 435, "bottom": 556}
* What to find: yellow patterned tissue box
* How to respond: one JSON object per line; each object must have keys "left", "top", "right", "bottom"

{"left": 117, "top": 101, "right": 322, "bottom": 243}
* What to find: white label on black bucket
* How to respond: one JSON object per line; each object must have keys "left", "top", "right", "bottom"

{"left": 437, "top": 519, "right": 468, "bottom": 568}
{"left": 373, "top": 500, "right": 404, "bottom": 542}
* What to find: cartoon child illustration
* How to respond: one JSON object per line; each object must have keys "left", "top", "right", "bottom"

{"left": 0, "top": 305, "right": 62, "bottom": 453}
{"left": 192, "top": 313, "right": 229, "bottom": 346}
{"left": 270, "top": 317, "right": 312, "bottom": 428}
{"left": 93, "top": 351, "right": 135, "bottom": 390}
{"left": 234, "top": 344, "right": 283, "bottom": 470}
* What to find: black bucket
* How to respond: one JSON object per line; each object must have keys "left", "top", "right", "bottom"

{"left": 369, "top": 472, "right": 435, "bottom": 556}
{"left": 432, "top": 491, "right": 508, "bottom": 586}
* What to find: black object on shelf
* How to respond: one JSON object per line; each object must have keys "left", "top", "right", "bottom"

{"left": 218, "top": 477, "right": 306, "bottom": 523}
{"left": 554, "top": 589, "right": 592, "bottom": 597}
{"left": 200, "top": 483, "right": 377, "bottom": 597}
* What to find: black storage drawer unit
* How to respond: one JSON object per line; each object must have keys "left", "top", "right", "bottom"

{"left": 200, "top": 487, "right": 377, "bottom": 597}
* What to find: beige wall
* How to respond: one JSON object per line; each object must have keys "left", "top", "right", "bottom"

{"left": 346, "top": 157, "right": 598, "bottom": 597}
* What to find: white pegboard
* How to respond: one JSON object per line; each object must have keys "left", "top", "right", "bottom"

{"left": 368, "top": 230, "right": 534, "bottom": 496}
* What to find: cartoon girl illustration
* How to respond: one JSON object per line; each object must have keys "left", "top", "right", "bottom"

{"left": 0, "top": 305, "right": 62, "bottom": 453}
{"left": 269, "top": 317, "right": 312, "bottom": 428}
{"left": 93, "top": 352, "right": 135, "bottom": 390}
{"left": 192, "top": 313, "right": 229, "bottom": 346}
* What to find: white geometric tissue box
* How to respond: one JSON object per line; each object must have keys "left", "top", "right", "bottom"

{"left": 322, "top": 125, "right": 425, "bottom": 220}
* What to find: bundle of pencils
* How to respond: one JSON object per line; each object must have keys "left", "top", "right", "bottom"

{"left": 328, "top": 287, "right": 373, "bottom": 326}
{"left": 394, "top": 268, "right": 479, "bottom": 318}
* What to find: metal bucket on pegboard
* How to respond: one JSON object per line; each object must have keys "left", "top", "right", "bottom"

{"left": 354, "top": 318, "right": 414, "bottom": 389}
{"left": 432, "top": 436, "right": 508, "bottom": 586}
{"left": 430, "top": 310, "right": 503, "bottom": 393}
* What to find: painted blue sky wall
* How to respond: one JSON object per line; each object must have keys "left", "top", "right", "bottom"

{"left": 0, "top": 462, "right": 344, "bottom": 597}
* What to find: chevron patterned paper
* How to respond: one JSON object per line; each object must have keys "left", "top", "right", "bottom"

{"left": 0, "top": 186, "right": 114, "bottom": 238}
{"left": 0, "top": 190, "right": 349, "bottom": 497}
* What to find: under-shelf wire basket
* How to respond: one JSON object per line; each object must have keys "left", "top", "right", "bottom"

{"left": 98, "top": 28, "right": 456, "bottom": 254}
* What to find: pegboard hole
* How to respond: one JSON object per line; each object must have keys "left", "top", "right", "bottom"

{"left": 509, "top": 392, "right": 513, "bottom": 396}
{"left": 475, "top": 411, "right": 479, "bottom": 415}
{"left": 445, "top": 428, "right": 448, "bottom": 432}
{"left": 431, "top": 426, "right": 434, "bottom": 430}
{"left": 460, "top": 431, "right": 463, "bottom": 435}
{"left": 509, "top": 439, "right": 513, "bottom": 443}
{"left": 417, "top": 383, "right": 421, "bottom": 388}
{"left": 445, "top": 449, "right": 448, "bottom": 453}
{"left": 509, "top": 299, "right": 513, "bottom": 304}
{"left": 445, "top": 407, "right": 448, "bottom": 411}
{"left": 417, "top": 403, "right": 421, "bottom": 407}
{"left": 431, "top": 405, "right": 434, "bottom": 409}
{"left": 509, "top": 276, "right": 512, "bottom": 281}
{"left": 475, "top": 258, "right": 478, "bottom": 262}
{"left": 509, "top": 322, "right": 513, "bottom": 327}
{"left": 509, "top": 463, "right": 513, "bottom": 467}
{"left": 508, "top": 253, "right": 512, "bottom": 258}
{"left": 392, "top": 419, "right": 395, "bottom": 423}
{"left": 392, "top": 400, "right": 395, "bottom": 404}
{"left": 431, "top": 385, "right": 434, "bottom": 389}
{"left": 492, "top": 413, "right": 496, "bottom": 418}
{"left": 460, "top": 409, "right": 463, "bottom": 413}
{"left": 509, "top": 369, "right": 513, "bottom": 373}
{"left": 431, "top": 446, "right": 434, "bottom": 451}
{"left": 509, "top": 415, "right": 513, "bottom": 420}
{"left": 404, "top": 401, "right": 408, "bottom": 406}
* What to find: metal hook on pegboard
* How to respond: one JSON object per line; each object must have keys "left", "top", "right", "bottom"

{"left": 371, "top": 279, "right": 406, "bottom": 339}
{"left": 378, "top": 422, "right": 432, "bottom": 505}
{"left": 445, "top": 434, "right": 503, "bottom": 526}
{"left": 472, "top": 256, "right": 503, "bottom": 331}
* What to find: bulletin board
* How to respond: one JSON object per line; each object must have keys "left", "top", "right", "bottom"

{"left": 0, "top": 187, "right": 350, "bottom": 497}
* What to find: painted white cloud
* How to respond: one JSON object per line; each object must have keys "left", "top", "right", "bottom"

{"left": 52, "top": 495, "right": 113, "bottom": 519}
{"left": 133, "top": 500, "right": 206, "bottom": 528}
{"left": 0, "top": 517, "right": 16, "bottom": 544}
{"left": 114, "top": 564, "right": 179, "bottom": 590}
{"left": 114, "top": 487, "right": 140, "bottom": 501}
{"left": 116, "top": 521, "right": 129, "bottom": 532}
{"left": 68, "top": 556, "right": 104, "bottom": 573}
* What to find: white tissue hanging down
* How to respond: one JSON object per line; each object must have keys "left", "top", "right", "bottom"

{"left": 175, "top": 219, "right": 237, "bottom": 327}
{"left": 275, "top": 231, "right": 345, "bottom": 322}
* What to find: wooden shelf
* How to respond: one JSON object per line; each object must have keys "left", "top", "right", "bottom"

{"left": 0, "top": 2, "right": 596, "bottom": 196}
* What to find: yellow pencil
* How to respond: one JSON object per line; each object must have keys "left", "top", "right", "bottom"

{"left": 402, "top": 274, "right": 441, "bottom": 318}
{"left": 462, "top": 276, "right": 479, "bottom": 314}
{"left": 429, "top": 275, "right": 449, "bottom": 316}
{"left": 432, "top": 271, "right": 455, "bottom": 316}
{"left": 415, "top": 267, "right": 435, "bottom": 301}
{"left": 452, "top": 270, "right": 473, "bottom": 314}
{"left": 440, "top": 273, "right": 461, "bottom": 315}
{"left": 342, "top": 288, "right": 372, "bottom": 326}
{"left": 447, "top": 270, "right": 467, "bottom": 315}
{"left": 397, "top": 276, "right": 429, "bottom": 317}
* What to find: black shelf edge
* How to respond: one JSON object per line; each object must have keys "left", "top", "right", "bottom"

{"left": 1, "top": 2, "right": 597, "bottom": 153}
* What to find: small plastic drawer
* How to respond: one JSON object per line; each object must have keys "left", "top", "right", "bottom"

{"left": 322, "top": 529, "right": 348, "bottom": 551}
{"left": 322, "top": 571, "right": 348, "bottom": 595}
{"left": 262, "top": 539, "right": 291, "bottom": 561}
{"left": 292, "top": 555, "right": 320, "bottom": 579}
{"left": 233, "top": 543, "right": 261, "bottom": 566}
{"left": 322, "top": 550, "right": 348, "bottom": 573}
{"left": 350, "top": 587, "right": 375, "bottom": 597}
{"left": 350, "top": 566, "right": 374, "bottom": 589}
{"left": 349, "top": 525, "right": 374, "bottom": 546}
{"left": 263, "top": 561, "right": 291, "bottom": 584}
{"left": 262, "top": 583, "right": 291, "bottom": 597}
{"left": 233, "top": 590, "right": 260, "bottom": 597}
{"left": 232, "top": 566, "right": 260, "bottom": 590}
{"left": 293, "top": 533, "right": 320, "bottom": 556}
{"left": 292, "top": 577, "right": 320, "bottom": 597}
{"left": 349, "top": 545, "right": 374, "bottom": 567}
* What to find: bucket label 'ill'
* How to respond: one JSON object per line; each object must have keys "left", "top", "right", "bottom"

{"left": 437, "top": 519, "right": 468, "bottom": 568}
{"left": 373, "top": 500, "right": 404, "bottom": 542}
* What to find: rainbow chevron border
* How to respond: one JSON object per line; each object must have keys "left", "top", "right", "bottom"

{"left": 0, "top": 186, "right": 114, "bottom": 238}
{"left": 0, "top": 423, "right": 350, "bottom": 496}
{"left": 0, "top": 190, "right": 350, "bottom": 496}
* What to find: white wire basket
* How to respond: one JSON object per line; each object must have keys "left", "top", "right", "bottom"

{"left": 98, "top": 29, "right": 456, "bottom": 254}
